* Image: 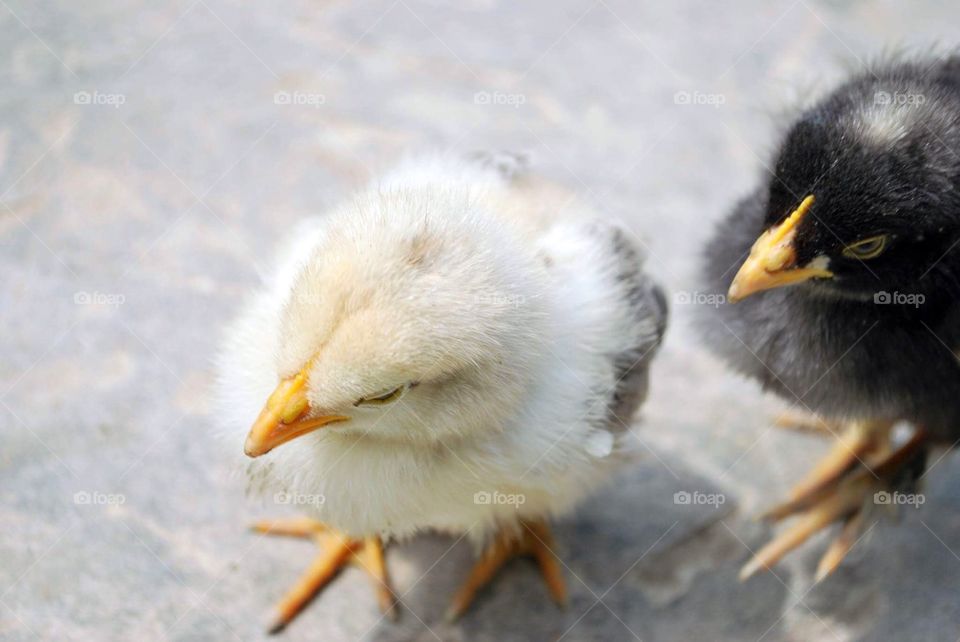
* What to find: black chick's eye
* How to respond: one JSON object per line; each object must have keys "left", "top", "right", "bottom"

{"left": 841, "top": 234, "right": 889, "bottom": 260}
{"left": 355, "top": 385, "right": 405, "bottom": 407}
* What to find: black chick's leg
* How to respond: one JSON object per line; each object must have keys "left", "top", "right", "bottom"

{"left": 742, "top": 423, "right": 928, "bottom": 581}
{"left": 772, "top": 417, "right": 894, "bottom": 504}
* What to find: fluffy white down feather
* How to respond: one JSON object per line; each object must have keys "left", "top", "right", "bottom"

{"left": 215, "top": 152, "right": 664, "bottom": 545}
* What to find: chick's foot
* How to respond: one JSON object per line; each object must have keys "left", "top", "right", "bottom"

{"left": 251, "top": 517, "right": 396, "bottom": 633}
{"left": 445, "top": 520, "right": 567, "bottom": 622}
{"left": 776, "top": 418, "right": 893, "bottom": 502}
{"left": 741, "top": 423, "right": 927, "bottom": 581}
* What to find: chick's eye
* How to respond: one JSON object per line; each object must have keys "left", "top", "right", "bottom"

{"left": 842, "top": 234, "right": 889, "bottom": 260}
{"left": 355, "top": 386, "right": 405, "bottom": 407}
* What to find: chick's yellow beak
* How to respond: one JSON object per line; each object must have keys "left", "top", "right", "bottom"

{"left": 244, "top": 365, "right": 349, "bottom": 457}
{"left": 728, "top": 195, "right": 833, "bottom": 302}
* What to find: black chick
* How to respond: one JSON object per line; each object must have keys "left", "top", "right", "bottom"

{"left": 700, "top": 55, "right": 960, "bottom": 581}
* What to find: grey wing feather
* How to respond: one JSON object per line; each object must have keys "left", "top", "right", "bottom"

{"left": 606, "top": 227, "right": 668, "bottom": 427}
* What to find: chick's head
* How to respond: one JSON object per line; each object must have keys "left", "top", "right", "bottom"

{"left": 243, "top": 188, "right": 546, "bottom": 457}
{"left": 729, "top": 69, "right": 960, "bottom": 303}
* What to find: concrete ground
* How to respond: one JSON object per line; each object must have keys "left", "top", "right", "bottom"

{"left": 3, "top": 1, "right": 960, "bottom": 640}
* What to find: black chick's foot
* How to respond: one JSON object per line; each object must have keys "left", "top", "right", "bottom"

{"left": 741, "top": 420, "right": 928, "bottom": 582}
{"left": 772, "top": 417, "right": 893, "bottom": 502}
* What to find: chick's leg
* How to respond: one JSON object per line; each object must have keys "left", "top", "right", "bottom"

{"left": 775, "top": 419, "right": 893, "bottom": 505}
{"left": 445, "top": 520, "right": 567, "bottom": 622}
{"left": 742, "top": 425, "right": 927, "bottom": 582}
{"left": 251, "top": 518, "right": 396, "bottom": 633}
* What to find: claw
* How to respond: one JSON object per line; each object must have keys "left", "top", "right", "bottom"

{"left": 524, "top": 521, "right": 568, "bottom": 607}
{"left": 815, "top": 510, "right": 868, "bottom": 582}
{"left": 250, "top": 517, "right": 396, "bottom": 633}
{"left": 445, "top": 520, "right": 566, "bottom": 622}
{"left": 355, "top": 536, "right": 398, "bottom": 619}
{"left": 774, "top": 410, "right": 837, "bottom": 435}
{"left": 252, "top": 516, "right": 327, "bottom": 538}
{"left": 783, "top": 420, "right": 890, "bottom": 505}
{"left": 743, "top": 424, "right": 927, "bottom": 582}
{"left": 741, "top": 475, "right": 870, "bottom": 581}
{"left": 268, "top": 532, "right": 355, "bottom": 633}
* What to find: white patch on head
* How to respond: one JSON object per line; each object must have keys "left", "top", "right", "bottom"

{"left": 846, "top": 83, "right": 940, "bottom": 147}
{"left": 853, "top": 104, "right": 913, "bottom": 144}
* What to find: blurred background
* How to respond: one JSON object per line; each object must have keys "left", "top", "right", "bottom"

{"left": 3, "top": 1, "right": 960, "bottom": 640}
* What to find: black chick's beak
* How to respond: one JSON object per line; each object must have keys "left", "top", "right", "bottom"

{"left": 728, "top": 195, "right": 833, "bottom": 302}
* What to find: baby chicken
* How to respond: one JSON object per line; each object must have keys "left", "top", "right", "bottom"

{"left": 217, "top": 152, "right": 667, "bottom": 631}
{"left": 700, "top": 56, "right": 960, "bottom": 581}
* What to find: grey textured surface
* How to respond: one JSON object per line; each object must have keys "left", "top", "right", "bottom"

{"left": 3, "top": 1, "right": 960, "bottom": 640}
